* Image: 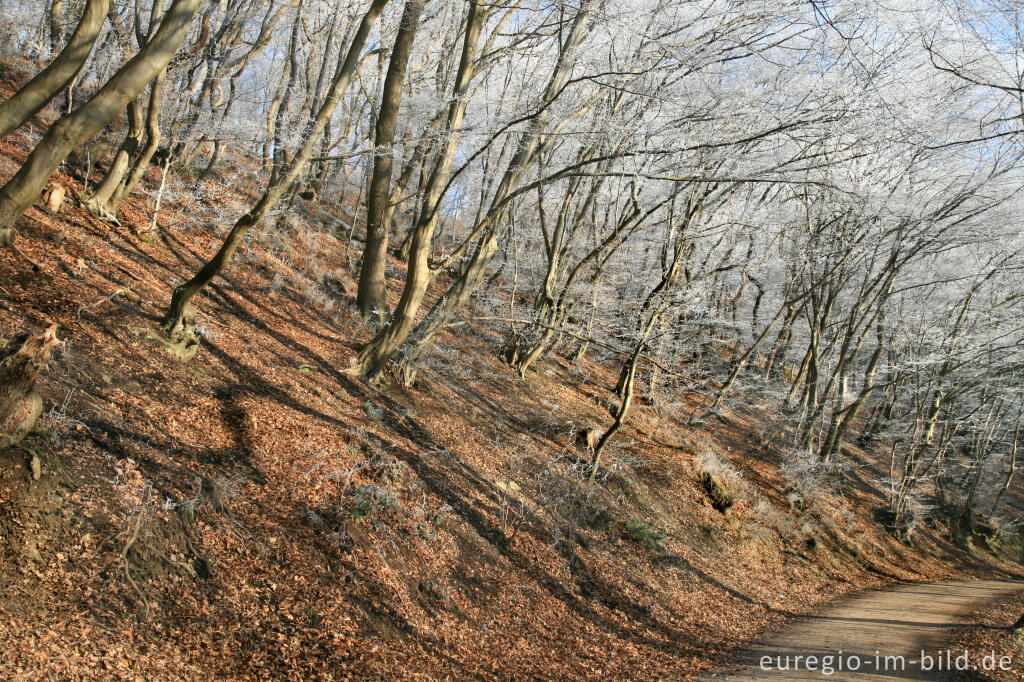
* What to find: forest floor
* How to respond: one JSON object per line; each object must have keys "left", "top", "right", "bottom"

{"left": 0, "top": 61, "right": 1022, "bottom": 680}
{"left": 712, "top": 579, "right": 1024, "bottom": 680}
{"left": 949, "top": 589, "right": 1024, "bottom": 681}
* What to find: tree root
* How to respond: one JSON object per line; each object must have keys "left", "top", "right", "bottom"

{"left": 121, "top": 510, "right": 150, "bottom": 622}
{"left": 81, "top": 196, "right": 122, "bottom": 227}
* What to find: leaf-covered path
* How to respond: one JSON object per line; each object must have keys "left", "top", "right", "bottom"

{"left": 710, "top": 580, "right": 1024, "bottom": 680}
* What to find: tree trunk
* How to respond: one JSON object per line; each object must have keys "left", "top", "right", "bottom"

{"left": 0, "top": 0, "right": 202, "bottom": 247}
{"left": 571, "top": 290, "right": 599, "bottom": 364}
{"left": 990, "top": 430, "right": 1018, "bottom": 516}
{"left": 162, "top": 0, "right": 391, "bottom": 335}
{"left": 590, "top": 349, "right": 639, "bottom": 483}
{"left": 399, "top": 224, "right": 503, "bottom": 375}
{"left": 506, "top": 319, "right": 560, "bottom": 378}
{"left": 820, "top": 324, "right": 885, "bottom": 462}
{"left": 270, "top": 4, "right": 304, "bottom": 186}
{"left": 396, "top": 5, "right": 594, "bottom": 375}
{"left": 83, "top": 98, "right": 145, "bottom": 223}
{"left": 110, "top": 66, "right": 167, "bottom": 217}
{"left": 764, "top": 303, "right": 798, "bottom": 379}
{"left": 49, "top": 1, "right": 66, "bottom": 54}
{"left": 357, "top": 0, "right": 424, "bottom": 321}
{"left": 589, "top": 188, "right": 695, "bottom": 479}
{"left": 0, "top": 0, "right": 111, "bottom": 139}
{"left": 356, "top": 0, "right": 485, "bottom": 382}
{"left": 785, "top": 343, "right": 812, "bottom": 406}
{"left": 0, "top": 325, "right": 60, "bottom": 447}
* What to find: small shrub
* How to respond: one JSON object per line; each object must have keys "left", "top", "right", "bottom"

{"left": 752, "top": 498, "right": 784, "bottom": 531}
{"left": 201, "top": 475, "right": 240, "bottom": 514}
{"left": 269, "top": 273, "right": 285, "bottom": 294}
{"left": 786, "top": 490, "right": 808, "bottom": 512}
{"left": 367, "top": 448, "right": 404, "bottom": 483}
{"left": 781, "top": 448, "right": 832, "bottom": 501}
{"left": 307, "top": 261, "right": 325, "bottom": 284}
{"left": 625, "top": 518, "right": 666, "bottom": 549}
{"left": 348, "top": 484, "right": 397, "bottom": 522}
{"left": 176, "top": 499, "right": 198, "bottom": 525}
{"left": 533, "top": 455, "right": 617, "bottom": 552}
{"left": 581, "top": 500, "right": 612, "bottom": 529}
{"left": 363, "top": 401, "right": 384, "bottom": 421}
{"left": 875, "top": 490, "right": 932, "bottom": 544}
{"left": 415, "top": 502, "right": 450, "bottom": 541}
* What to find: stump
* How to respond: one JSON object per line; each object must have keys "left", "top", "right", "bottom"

{"left": 699, "top": 471, "right": 735, "bottom": 515}
{"left": 0, "top": 325, "right": 60, "bottom": 446}
{"left": 45, "top": 185, "right": 66, "bottom": 214}
{"left": 575, "top": 427, "right": 601, "bottom": 453}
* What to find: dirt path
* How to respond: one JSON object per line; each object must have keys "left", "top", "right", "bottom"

{"left": 708, "top": 580, "right": 1024, "bottom": 680}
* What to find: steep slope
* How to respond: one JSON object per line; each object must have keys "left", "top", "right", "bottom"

{"left": 0, "top": 63, "right": 1021, "bottom": 680}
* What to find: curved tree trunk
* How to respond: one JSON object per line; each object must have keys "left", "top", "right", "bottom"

{"left": 356, "top": 0, "right": 485, "bottom": 383}
{"left": 399, "top": 223, "right": 503, "bottom": 376}
{"left": 0, "top": 0, "right": 111, "bottom": 139}
{"left": 162, "top": 0, "right": 391, "bottom": 338}
{"left": 590, "top": 348, "right": 640, "bottom": 483}
{"left": 819, "top": 322, "right": 885, "bottom": 462}
{"left": 357, "top": 0, "right": 425, "bottom": 322}
{"left": 0, "top": 0, "right": 203, "bottom": 246}
{"left": 82, "top": 98, "right": 145, "bottom": 223}
{"left": 505, "top": 318, "right": 561, "bottom": 378}
{"left": 110, "top": 67, "right": 168, "bottom": 216}
{"left": 394, "top": 5, "right": 594, "bottom": 379}
{"left": 94, "top": 0, "right": 172, "bottom": 221}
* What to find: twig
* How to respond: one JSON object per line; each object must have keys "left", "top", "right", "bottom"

{"left": 10, "top": 242, "right": 43, "bottom": 271}
{"left": 441, "top": 315, "right": 692, "bottom": 380}
{"left": 122, "top": 510, "right": 150, "bottom": 622}
{"left": 76, "top": 288, "right": 139, "bottom": 320}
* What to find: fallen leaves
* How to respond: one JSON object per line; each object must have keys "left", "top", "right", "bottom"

{"left": 0, "top": 66, "right": 1010, "bottom": 680}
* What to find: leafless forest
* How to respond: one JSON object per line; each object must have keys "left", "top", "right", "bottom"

{"left": 0, "top": 0, "right": 1023, "bottom": 678}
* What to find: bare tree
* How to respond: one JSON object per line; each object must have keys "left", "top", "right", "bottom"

{"left": 0, "top": 0, "right": 204, "bottom": 247}
{"left": 357, "top": 0, "right": 425, "bottom": 321}
{"left": 0, "top": 0, "right": 110, "bottom": 139}
{"left": 161, "top": 0, "right": 392, "bottom": 343}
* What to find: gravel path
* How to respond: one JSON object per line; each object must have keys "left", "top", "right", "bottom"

{"left": 708, "top": 580, "right": 1024, "bottom": 680}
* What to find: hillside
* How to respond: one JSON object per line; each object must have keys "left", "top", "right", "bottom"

{"left": 0, "top": 61, "right": 1021, "bottom": 680}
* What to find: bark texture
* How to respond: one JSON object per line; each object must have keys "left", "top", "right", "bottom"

{"left": 0, "top": 325, "right": 60, "bottom": 447}
{"left": 357, "top": 0, "right": 424, "bottom": 321}
{"left": 355, "top": 0, "right": 485, "bottom": 382}
{"left": 0, "top": 0, "right": 111, "bottom": 139}
{"left": 0, "top": 0, "right": 203, "bottom": 245}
